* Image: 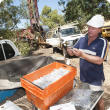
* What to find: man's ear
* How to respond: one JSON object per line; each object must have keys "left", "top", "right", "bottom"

{"left": 99, "top": 28, "right": 102, "bottom": 33}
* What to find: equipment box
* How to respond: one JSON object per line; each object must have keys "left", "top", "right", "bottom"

{"left": 0, "top": 89, "right": 17, "bottom": 103}
{"left": 20, "top": 62, "right": 77, "bottom": 110}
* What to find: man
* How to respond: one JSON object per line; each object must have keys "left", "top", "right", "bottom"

{"left": 67, "top": 14, "right": 109, "bottom": 110}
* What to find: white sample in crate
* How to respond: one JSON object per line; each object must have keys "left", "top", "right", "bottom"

{"left": 32, "top": 67, "right": 70, "bottom": 89}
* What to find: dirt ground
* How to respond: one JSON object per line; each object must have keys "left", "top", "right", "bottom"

{"left": 29, "top": 45, "right": 110, "bottom": 110}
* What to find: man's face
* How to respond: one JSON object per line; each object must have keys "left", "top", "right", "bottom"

{"left": 88, "top": 26, "right": 102, "bottom": 37}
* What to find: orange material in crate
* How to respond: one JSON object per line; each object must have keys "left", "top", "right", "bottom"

{"left": 20, "top": 62, "right": 77, "bottom": 110}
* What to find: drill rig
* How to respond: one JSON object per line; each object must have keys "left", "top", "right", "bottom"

{"left": 27, "top": 0, "right": 50, "bottom": 48}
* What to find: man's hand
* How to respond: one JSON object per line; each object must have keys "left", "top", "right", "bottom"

{"left": 67, "top": 47, "right": 74, "bottom": 56}
{"left": 67, "top": 47, "right": 82, "bottom": 57}
{"left": 73, "top": 48, "right": 82, "bottom": 57}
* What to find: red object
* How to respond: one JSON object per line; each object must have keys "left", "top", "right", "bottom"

{"left": 27, "top": 0, "right": 39, "bottom": 27}
{"left": 17, "top": 27, "right": 34, "bottom": 40}
{"left": 17, "top": 0, "right": 40, "bottom": 42}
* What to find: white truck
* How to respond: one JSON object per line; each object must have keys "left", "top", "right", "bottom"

{"left": 46, "top": 24, "right": 85, "bottom": 57}
{"left": 0, "top": 39, "right": 20, "bottom": 61}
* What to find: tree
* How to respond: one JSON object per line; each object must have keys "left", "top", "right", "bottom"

{"left": 0, "top": 29, "right": 14, "bottom": 39}
{"left": 0, "top": 0, "right": 29, "bottom": 39}
{"left": 105, "top": 1, "right": 110, "bottom": 17}
{"left": 40, "top": 6, "right": 65, "bottom": 29}
{"left": 0, "top": 0, "right": 29, "bottom": 30}
{"left": 58, "top": 0, "right": 110, "bottom": 29}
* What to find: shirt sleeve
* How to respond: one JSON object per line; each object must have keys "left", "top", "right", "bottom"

{"left": 73, "top": 37, "right": 81, "bottom": 49}
{"left": 97, "top": 38, "right": 109, "bottom": 61}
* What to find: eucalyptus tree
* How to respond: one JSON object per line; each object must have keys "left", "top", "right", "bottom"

{"left": 0, "top": 0, "right": 29, "bottom": 39}
{"left": 0, "top": 0, "right": 29, "bottom": 30}
{"left": 40, "top": 5, "right": 65, "bottom": 29}
{"left": 58, "top": 0, "right": 110, "bottom": 29}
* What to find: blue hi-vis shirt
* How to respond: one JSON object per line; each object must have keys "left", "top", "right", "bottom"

{"left": 74, "top": 33, "right": 109, "bottom": 86}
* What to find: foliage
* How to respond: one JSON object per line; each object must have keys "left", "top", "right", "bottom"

{"left": 0, "top": 29, "right": 14, "bottom": 39}
{"left": 0, "top": 0, "right": 30, "bottom": 41}
{"left": 0, "top": 0, "right": 29, "bottom": 30}
{"left": 40, "top": 6, "right": 66, "bottom": 29}
{"left": 34, "top": 31, "right": 40, "bottom": 37}
{"left": 14, "top": 40, "right": 30, "bottom": 55}
{"left": 106, "top": 0, "right": 110, "bottom": 12}
{"left": 24, "top": 22, "right": 31, "bottom": 29}
{"left": 58, "top": 0, "right": 110, "bottom": 29}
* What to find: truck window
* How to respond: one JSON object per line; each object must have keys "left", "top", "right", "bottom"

{"left": 61, "top": 28, "right": 81, "bottom": 37}
{"left": 3, "top": 43, "right": 15, "bottom": 59}
{"left": 0, "top": 44, "right": 5, "bottom": 61}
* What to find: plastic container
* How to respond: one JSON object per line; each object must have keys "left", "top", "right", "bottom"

{"left": 0, "top": 89, "right": 17, "bottom": 103}
{"left": 20, "top": 62, "right": 77, "bottom": 110}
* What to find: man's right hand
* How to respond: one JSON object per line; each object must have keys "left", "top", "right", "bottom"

{"left": 67, "top": 47, "right": 74, "bottom": 56}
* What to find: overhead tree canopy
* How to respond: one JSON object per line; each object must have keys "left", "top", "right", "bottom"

{"left": 40, "top": 5, "right": 65, "bottom": 29}
{"left": 0, "top": 0, "right": 29, "bottom": 39}
{"left": 58, "top": 0, "right": 110, "bottom": 29}
{"left": 0, "top": 0, "right": 29, "bottom": 30}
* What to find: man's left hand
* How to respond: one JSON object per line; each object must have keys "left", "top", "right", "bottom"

{"left": 73, "top": 48, "right": 82, "bottom": 57}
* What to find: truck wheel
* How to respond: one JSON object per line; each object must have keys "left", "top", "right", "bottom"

{"left": 62, "top": 48, "right": 69, "bottom": 58}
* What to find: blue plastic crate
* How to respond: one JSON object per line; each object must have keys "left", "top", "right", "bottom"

{"left": 0, "top": 88, "right": 17, "bottom": 102}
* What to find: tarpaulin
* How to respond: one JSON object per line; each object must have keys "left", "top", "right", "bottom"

{"left": 0, "top": 55, "right": 54, "bottom": 90}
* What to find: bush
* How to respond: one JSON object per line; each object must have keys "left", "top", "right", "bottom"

{"left": 14, "top": 40, "right": 30, "bottom": 56}
{"left": 0, "top": 29, "right": 14, "bottom": 39}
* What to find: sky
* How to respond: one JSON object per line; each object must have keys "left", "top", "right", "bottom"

{"left": 13, "top": 0, "right": 64, "bottom": 29}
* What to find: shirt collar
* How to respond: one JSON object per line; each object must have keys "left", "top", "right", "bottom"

{"left": 85, "top": 33, "right": 88, "bottom": 42}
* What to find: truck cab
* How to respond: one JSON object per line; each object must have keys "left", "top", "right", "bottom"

{"left": 0, "top": 39, "right": 20, "bottom": 61}
{"left": 46, "top": 24, "right": 84, "bottom": 57}
{"left": 102, "top": 21, "right": 110, "bottom": 37}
